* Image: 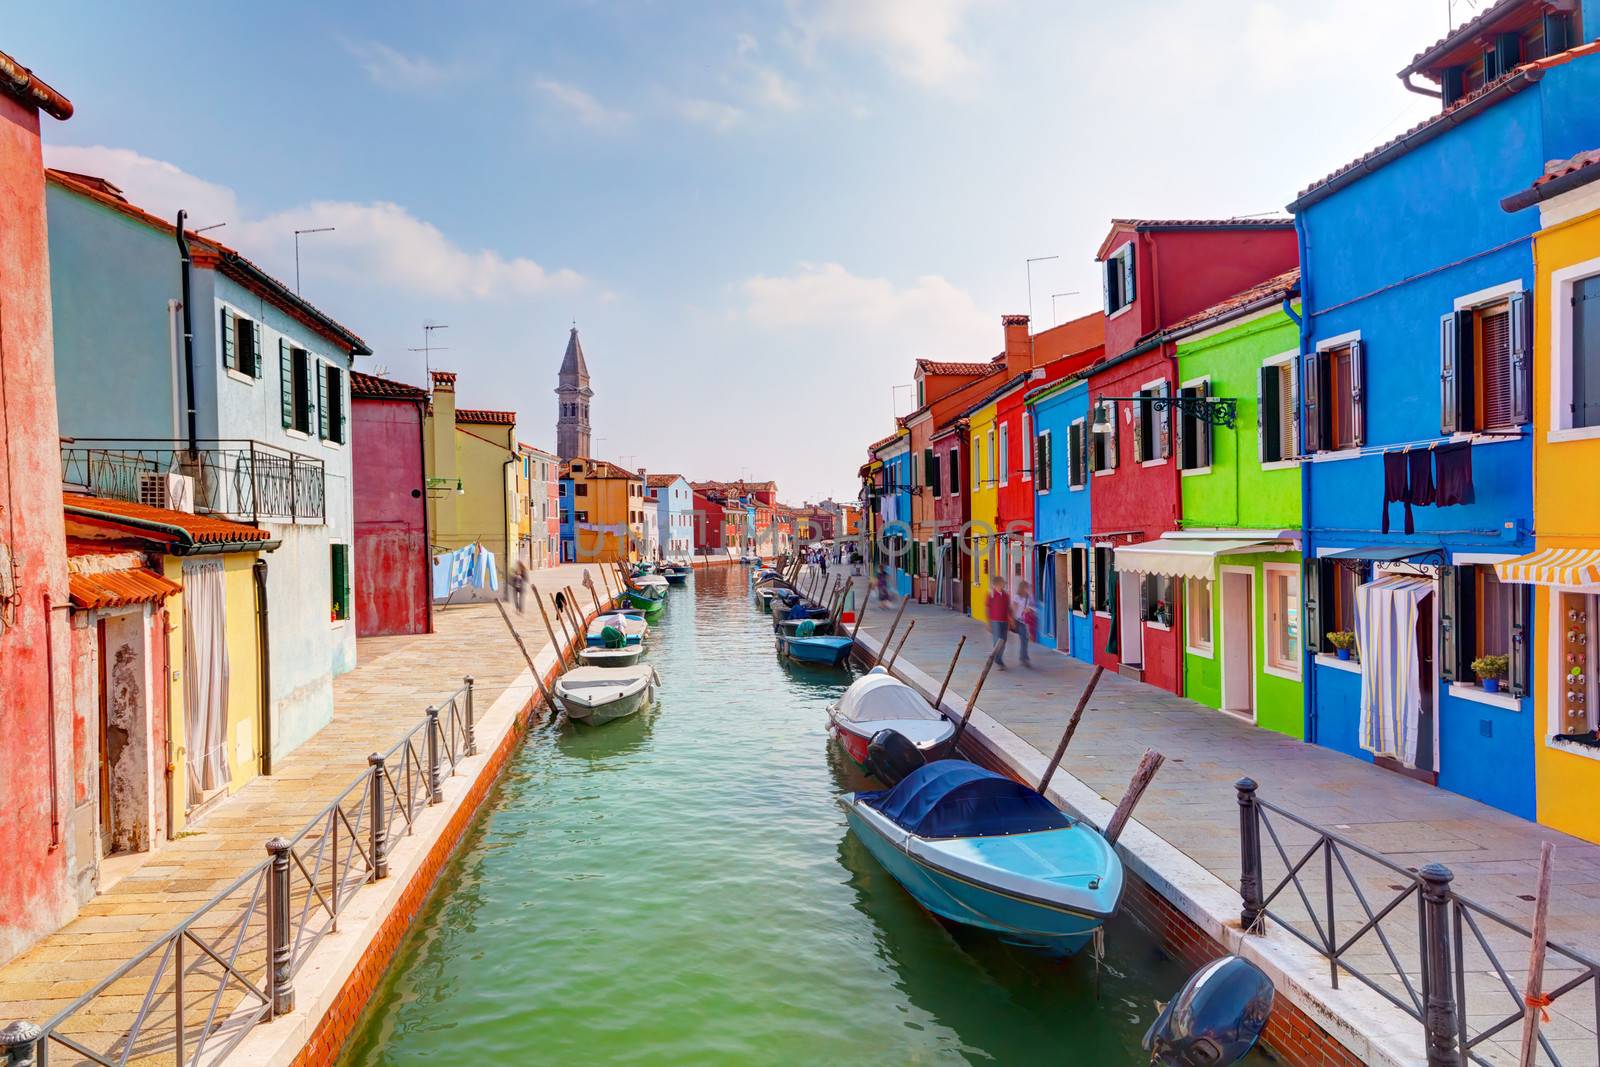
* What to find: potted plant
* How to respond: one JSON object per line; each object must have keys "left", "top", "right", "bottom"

{"left": 1472, "top": 654, "right": 1510, "bottom": 694}
{"left": 1329, "top": 631, "right": 1357, "bottom": 661}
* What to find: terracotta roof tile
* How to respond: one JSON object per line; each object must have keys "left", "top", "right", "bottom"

{"left": 350, "top": 369, "right": 429, "bottom": 400}
{"left": 456, "top": 408, "right": 517, "bottom": 425}
{"left": 645, "top": 473, "right": 684, "bottom": 487}
{"left": 0, "top": 50, "right": 72, "bottom": 120}
{"left": 1109, "top": 217, "right": 1294, "bottom": 230}
{"left": 1169, "top": 269, "right": 1301, "bottom": 332}
{"left": 566, "top": 457, "right": 640, "bottom": 479}
{"left": 1535, "top": 147, "right": 1600, "bottom": 187}
{"left": 68, "top": 568, "right": 181, "bottom": 610}
{"left": 916, "top": 358, "right": 1003, "bottom": 376}
{"left": 1402, "top": 0, "right": 1524, "bottom": 78}
{"left": 63, "top": 493, "right": 272, "bottom": 546}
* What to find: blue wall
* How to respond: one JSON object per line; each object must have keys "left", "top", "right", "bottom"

{"left": 882, "top": 450, "right": 914, "bottom": 596}
{"left": 1030, "top": 381, "right": 1093, "bottom": 662}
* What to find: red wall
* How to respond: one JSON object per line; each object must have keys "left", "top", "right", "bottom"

{"left": 0, "top": 89, "right": 80, "bottom": 964}
{"left": 352, "top": 396, "right": 432, "bottom": 637}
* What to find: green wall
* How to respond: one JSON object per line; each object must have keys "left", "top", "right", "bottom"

{"left": 1182, "top": 551, "right": 1304, "bottom": 739}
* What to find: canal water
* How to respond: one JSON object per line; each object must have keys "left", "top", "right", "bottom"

{"left": 341, "top": 567, "right": 1270, "bottom": 1066}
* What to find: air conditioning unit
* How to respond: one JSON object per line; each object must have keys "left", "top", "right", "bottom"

{"left": 139, "top": 472, "right": 195, "bottom": 513}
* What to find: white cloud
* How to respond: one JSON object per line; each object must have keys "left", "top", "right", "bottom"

{"left": 533, "top": 78, "right": 632, "bottom": 128}
{"left": 43, "top": 145, "right": 583, "bottom": 301}
{"left": 676, "top": 97, "right": 745, "bottom": 132}
{"left": 344, "top": 40, "right": 456, "bottom": 90}
{"left": 741, "top": 262, "right": 991, "bottom": 354}
{"left": 787, "top": 0, "right": 979, "bottom": 87}
{"left": 752, "top": 67, "right": 800, "bottom": 111}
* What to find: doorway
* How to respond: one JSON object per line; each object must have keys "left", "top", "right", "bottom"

{"left": 1054, "top": 552, "right": 1072, "bottom": 655}
{"left": 1221, "top": 568, "right": 1255, "bottom": 719}
{"left": 1119, "top": 574, "right": 1144, "bottom": 667}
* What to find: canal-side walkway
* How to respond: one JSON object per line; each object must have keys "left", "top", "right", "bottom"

{"left": 0, "top": 562, "right": 613, "bottom": 1041}
{"left": 838, "top": 576, "right": 1600, "bottom": 1067}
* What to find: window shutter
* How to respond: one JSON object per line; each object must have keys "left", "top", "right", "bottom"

{"left": 221, "top": 308, "right": 237, "bottom": 370}
{"left": 1156, "top": 382, "right": 1171, "bottom": 460}
{"left": 317, "top": 363, "right": 330, "bottom": 439}
{"left": 1304, "top": 558, "right": 1322, "bottom": 657}
{"left": 1109, "top": 401, "right": 1120, "bottom": 469}
{"left": 1510, "top": 583, "right": 1530, "bottom": 697}
{"left": 1440, "top": 312, "right": 1460, "bottom": 435}
{"left": 1302, "top": 352, "right": 1321, "bottom": 453}
{"left": 334, "top": 367, "right": 347, "bottom": 444}
{"left": 1102, "top": 260, "right": 1113, "bottom": 315}
{"left": 1510, "top": 289, "right": 1532, "bottom": 425}
{"left": 1068, "top": 424, "right": 1081, "bottom": 486}
{"left": 1260, "top": 364, "right": 1281, "bottom": 462}
{"left": 250, "top": 320, "right": 263, "bottom": 378}
{"left": 1438, "top": 565, "right": 1459, "bottom": 684}
{"left": 1122, "top": 246, "right": 1136, "bottom": 305}
{"left": 1198, "top": 380, "right": 1213, "bottom": 468}
{"left": 1138, "top": 571, "right": 1150, "bottom": 623}
{"left": 1349, "top": 340, "right": 1367, "bottom": 446}
{"left": 1087, "top": 547, "right": 1097, "bottom": 613}
{"left": 280, "top": 339, "right": 294, "bottom": 428}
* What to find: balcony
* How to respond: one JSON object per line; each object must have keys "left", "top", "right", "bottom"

{"left": 61, "top": 439, "right": 326, "bottom": 524}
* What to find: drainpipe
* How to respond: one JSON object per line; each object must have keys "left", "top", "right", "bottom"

{"left": 42, "top": 592, "right": 61, "bottom": 849}
{"left": 1293, "top": 209, "right": 1317, "bottom": 746}
{"left": 417, "top": 400, "right": 434, "bottom": 633}
{"left": 503, "top": 453, "right": 517, "bottom": 587}
{"left": 1400, "top": 72, "right": 1442, "bottom": 99}
{"left": 174, "top": 212, "right": 198, "bottom": 452}
{"left": 161, "top": 607, "right": 175, "bottom": 841}
{"left": 253, "top": 559, "right": 273, "bottom": 776}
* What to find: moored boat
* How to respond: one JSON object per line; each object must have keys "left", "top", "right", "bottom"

{"left": 577, "top": 644, "right": 645, "bottom": 668}
{"left": 622, "top": 589, "right": 666, "bottom": 615}
{"left": 827, "top": 666, "right": 954, "bottom": 767}
{"left": 661, "top": 562, "right": 691, "bottom": 585}
{"left": 776, "top": 615, "right": 836, "bottom": 636}
{"left": 586, "top": 612, "right": 648, "bottom": 646}
{"left": 778, "top": 633, "right": 854, "bottom": 666}
{"left": 554, "top": 664, "right": 659, "bottom": 725}
{"left": 840, "top": 760, "right": 1123, "bottom": 954}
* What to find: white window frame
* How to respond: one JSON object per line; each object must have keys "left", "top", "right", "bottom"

{"left": 1036, "top": 428, "right": 1052, "bottom": 495}
{"left": 1311, "top": 329, "right": 1363, "bottom": 459}
{"left": 1544, "top": 582, "right": 1600, "bottom": 761}
{"left": 1105, "top": 242, "right": 1135, "bottom": 320}
{"left": 1020, "top": 411, "right": 1032, "bottom": 481}
{"left": 998, "top": 421, "right": 1010, "bottom": 487}
{"left": 972, "top": 437, "right": 981, "bottom": 491}
{"left": 986, "top": 428, "right": 996, "bottom": 487}
{"left": 1092, "top": 543, "right": 1113, "bottom": 617}
{"left": 1262, "top": 562, "right": 1302, "bottom": 681}
{"left": 1178, "top": 374, "right": 1213, "bottom": 477}
{"left": 1071, "top": 542, "right": 1090, "bottom": 617}
{"left": 1550, "top": 254, "right": 1600, "bottom": 442}
{"left": 1092, "top": 400, "right": 1116, "bottom": 477}
{"left": 1185, "top": 576, "right": 1214, "bottom": 656}
{"left": 1260, "top": 350, "right": 1300, "bottom": 471}
{"left": 1138, "top": 377, "right": 1169, "bottom": 468}
{"left": 1069, "top": 418, "right": 1087, "bottom": 492}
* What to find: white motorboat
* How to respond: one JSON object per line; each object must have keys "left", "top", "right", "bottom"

{"left": 827, "top": 666, "right": 955, "bottom": 768}
{"left": 586, "top": 612, "right": 648, "bottom": 646}
{"left": 577, "top": 645, "right": 645, "bottom": 668}
{"left": 554, "top": 665, "right": 659, "bottom": 725}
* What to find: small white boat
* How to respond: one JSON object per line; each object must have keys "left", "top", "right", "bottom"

{"left": 633, "top": 574, "right": 670, "bottom": 598}
{"left": 554, "top": 665, "right": 659, "bottom": 725}
{"left": 586, "top": 612, "right": 649, "bottom": 646}
{"left": 827, "top": 666, "right": 955, "bottom": 768}
{"left": 577, "top": 645, "right": 645, "bottom": 668}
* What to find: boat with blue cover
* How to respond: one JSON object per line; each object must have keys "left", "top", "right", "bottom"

{"left": 840, "top": 760, "right": 1123, "bottom": 955}
{"left": 660, "top": 562, "right": 691, "bottom": 585}
{"left": 777, "top": 619, "right": 853, "bottom": 666}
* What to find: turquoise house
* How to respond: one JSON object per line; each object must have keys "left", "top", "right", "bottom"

{"left": 1027, "top": 378, "right": 1093, "bottom": 661}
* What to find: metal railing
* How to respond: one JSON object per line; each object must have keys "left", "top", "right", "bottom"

{"left": 1236, "top": 779, "right": 1600, "bottom": 1067}
{"left": 0, "top": 679, "right": 479, "bottom": 1067}
{"left": 61, "top": 439, "right": 326, "bottom": 524}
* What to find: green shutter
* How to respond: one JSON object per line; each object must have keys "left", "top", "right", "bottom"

{"left": 221, "top": 308, "right": 236, "bottom": 370}
{"left": 1510, "top": 583, "right": 1530, "bottom": 698}
{"left": 330, "top": 543, "right": 350, "bottom": 621}
{"left": 1438, "top": 565, "right": 1459, "bottom": 683}
{"left": 280, "top": 340, "right": 294, "bottom": 427}
{"left": 250, "top": 320, "right": 263, "bottom": 378}
{"left": 317, "top": 361, "right": 330, "bottom": 439}
{"left": 1261, "top": 365, "right": 1282, "bottom": 462}
{"left": 1304, "top": 557, "right": 1322, "bottom": 656}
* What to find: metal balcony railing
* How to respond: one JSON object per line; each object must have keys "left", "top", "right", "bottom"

{"left": 61, "top": 439, "right": 326, "bottom": 524}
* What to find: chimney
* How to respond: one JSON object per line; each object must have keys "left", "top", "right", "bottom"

{"left": 1002, "top": 314, "right": 1031, "bottom": 378}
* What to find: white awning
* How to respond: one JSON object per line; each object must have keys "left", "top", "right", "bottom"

{"left": 1114, "top": 537, "right": 1293, "bottom": 580}
{"left": 1494, "top": 546, "right": 1600, "bottom": 587}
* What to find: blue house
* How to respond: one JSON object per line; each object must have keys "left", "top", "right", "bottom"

{"left": 869, "top": 430, "right": 915, "bottom": 596}
{"left": 558, "top": 475, "right": 576, "bottom": 562}
{"left": 1290, "top": 8, "right": 1600, "bottom": 819}
{"left": 1027, "top": 377, "right": 1093, "bottom": 661}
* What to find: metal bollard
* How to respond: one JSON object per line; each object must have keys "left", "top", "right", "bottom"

{"left": 1236, "top": 778, "right": 1264, "bottom": 932}
{"left": 0, "top": 1021, "right": 44, "bottom": 1067}
{"left": 368, "top": 753, "right": 388, "bottom": 880}
{"left": 265, "top": 837, "right": 295, "bottom": 1016}
{"left": 425, "top": 706, "right": 442, "bottom": 804}
{"left": 463, "top": 676, "right": 477, "bottom": 756}
{"left": 1419, "top": 863, "right": 1463, "bottom": 1067}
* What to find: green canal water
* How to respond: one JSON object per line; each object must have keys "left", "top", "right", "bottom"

{"left": 341, "top": 567, "right": 1271, "bottom": 1066}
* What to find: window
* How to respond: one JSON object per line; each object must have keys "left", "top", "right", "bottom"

{"left": 1307, "top": 558, "right": 1362, "bottom": 656}
{"left": 985, "top": 429, "right": 995, "bottom": 486}
{"left": 1440, "top": 563, "right": 1528, "bottom": 694}
{"left": 998, "top": 422, "right": 1009, "bottom": 486}
{"left": 1190, "top": 579, "right": 1209, "bottom": 655}
{"left": 1092, "top": 547, "right": 1113, "bottom": 613}
{"left": 1134, "top": 382, "right": 1170, "bottom": 463}
{"left": 280, "top": 341, "right": 314, "bottom": 434}
{"left": 949, "top": 449, "right": 961, "bottom": 495}
{"left": 1068, "top": 420, "right": 1086, "bottom": 488}
{"left": 319, "top": 363, "right": 346, "bottom": 443}
{"left": 1303, "top": 340, "right": 1365, "bottom": 453}
{"left": 1104, "top": 242, "right": 1135, "bottom": 315}
{"left": 1035, "top": 430, "right": 1052, "bottom": 492}
{"left": 575, "top": 483, "right": 589, "bottom": 497}
{"left": 1265, "top": 566, "right": 1301, "bottom": 676}
{"left": 221, "top": 308, "right": 262, "bottom": 378}
{"left": 1142, "top": 573, "right": 1173, "bottom": 626}
{"left": 1021, "top": 412, "right": 1032, "bottom": 479}
{"left": 1069, "top": 547, "right": 1088, "bottom": 614}
{"left": 1442, "top": 292, "right": 1530, "bottom": 434}
{"left": 330, "top": 543, "right": 350, "bottom": 622}
{"left": 1260, "top": 359, "right": 1299, "bottom": 463}
{"left": 916, "top": 379, "right": 925, "bottom": 407}
{"left": 922, "top": 448, "right": 938, "bottom": 498}
{"left": 1571, "top": 274, "right": 1600, "bottom": 430}
{"left": 574, "top": 510, "right": 589, "bottom": 523}
{"left": 1177, "top": 380, "right": 1212, "bottom": 471}
{"left": 1090, "top": 400, "right": 1118, "bottom": 472}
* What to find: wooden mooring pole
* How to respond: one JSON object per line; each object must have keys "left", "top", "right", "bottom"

{"left": 874, "top": 594, "right": 911, "bottom": 666}
{"left": 949, "top": 639, "right": 1004, "bottom": 751}
{"left": 932, "top": 636, "right": 966, "bottom": 710}
{"left": 1104, "top": 749, "right": 1165, "bottom": 845}
{"left": 1518, "top": 841, "right": 1557, "bottom": 1067}
{"left": 886, "top": 621, "right": 915, "bottom": 672}
{"left": 535, "top": 588, "right": 567, "bottom": 666}
{"left": 1037, "top": 665, "right": 1106, "bottom": 797}
{"left": 494, "top": 600, "right": 559, "bottom": 716}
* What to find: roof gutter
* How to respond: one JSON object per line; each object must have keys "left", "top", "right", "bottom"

{"left": 219, "top": 251, "right": 373, "bottom": 356}
{"left": 1290, "top": 69, "right": 1541, "bottom": 213}
{"left": 1501, "top": 160, "right": 1600, "bottom": 212}
{"left": 1400, "top": 71, "right": 1443, "bottom": 99}
{"left": 0, "top": 51, "right": 73, "bottom": 119}
{"left": 175, "top": 211, "right": 199, "bottom": 452}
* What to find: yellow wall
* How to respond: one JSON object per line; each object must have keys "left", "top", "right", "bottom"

{"left": 967, "top": 400, "right": 999, "bottom": 620}
{"left": 425, "top": 404, "right": 518, "bottom": 566}
{"left": 1530, "top": 203, "right": 1600, "bottom": 844}
{"left": 569, "top": 466, "right": 643, "bottom": 562}
{"left": 162, "top": 551, "right": 264, "bottom": 831}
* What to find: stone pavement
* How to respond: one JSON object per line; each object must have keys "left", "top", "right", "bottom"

{"left": 0, "top": 562, "right": 616, "bottom": 1048}
{"left": 836, "top": 575, "right": 1600, "bottom": 1067}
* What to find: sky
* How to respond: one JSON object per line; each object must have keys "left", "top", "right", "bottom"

{"left": 10, "top": 0, "right": 1464, "bottom": 502}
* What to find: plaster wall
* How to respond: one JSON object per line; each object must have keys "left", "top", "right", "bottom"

{"left": 966, "top": 402, "right": 999, "bottom": 617}
{"left": 352, "top": 396, "right": 430, "bottom": 637}
{"left": 1030, "top": 381, "right": 1094, "bottom": 661}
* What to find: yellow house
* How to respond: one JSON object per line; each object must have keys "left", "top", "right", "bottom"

{"left": 967, "top": 396, "right": 1001, "bottom": 620}
{"left": 565, "top": 457, "right": 645, "bottom": 563}
{"left": 424, "top": 370, "right": 519, "bottom": 577}
{"left": 1495, "top": 152, "right": 1600, "bottom": 844}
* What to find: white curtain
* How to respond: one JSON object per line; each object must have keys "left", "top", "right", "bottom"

{"left": 183, "top": 560, "right": 232, "bottom": 797}
{"left": 1356, "top": 574, "right": 1432, "bottom": 765}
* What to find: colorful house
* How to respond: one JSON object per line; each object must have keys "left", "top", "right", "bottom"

{"left": 423, "top": 370, "right": 518, "bottom": 596}
{"left": 647, "top": 474, "right": 695, "bottom": 560}
{"left": 1168, "top": 271, "right": 1305, "bottom": 738}
{"left": 520, "top": 442, "right": 560, "bottom": 569}
{"left": 1092, "top": 218, "right": 1299, "bottom": 695}
{"left": 48, "top": 168, "right": 370, "bottom": 769}
{"left": 350, "top": 370, "right": 432, "bottom": 637}
{"left": 1027, "top": 377, "right": 1092, "bottom": 660}
{"left": 929, "top": 419, "right": 971, "bottom": 611}
{"left": 0, "top": 51, "right": 83, "bottom": 966}
{"left": 1494, "top": 145, "right": 1600, "bottom": 843}
{"left": 869, "top": 431, "right": 913, "bottom": 593}
{"left": 565, "top": 458, "right": 645, "bottom": 562}
{"left": 966, "top": 390, "right": 1004, "bottom": 616}
{"left": 1290, "top": 15, "right": 1600, "bottom": 819}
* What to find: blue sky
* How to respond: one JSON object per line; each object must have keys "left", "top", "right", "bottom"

{"left": 11, "top": 1, "right": 1455, "bottom": 501}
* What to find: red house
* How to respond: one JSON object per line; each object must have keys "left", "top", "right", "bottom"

{"left": 1087, "top": 219, "right": 1298, "bottom": 693}
{"left": 350, "top": 371, "right": 433, "bottom": 637}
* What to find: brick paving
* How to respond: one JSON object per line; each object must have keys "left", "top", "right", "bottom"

{"left": 0, "top": 563, "right": 614, "bottom": 1046}
{"left": 839, "top": 576, "right": 1600, "bottom": 1067}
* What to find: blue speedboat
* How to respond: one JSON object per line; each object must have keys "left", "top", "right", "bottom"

{"left": 840, "top": 761, "right": 1123, "bottom": 955}
{"left": 779, "top": 633, "right": 854, "bottom": 666}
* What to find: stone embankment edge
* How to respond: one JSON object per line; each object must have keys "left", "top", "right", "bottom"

{"left": 851, "top": 631, "right": 1426, "bottom": 1067}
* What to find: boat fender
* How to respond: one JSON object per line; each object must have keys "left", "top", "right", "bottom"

{"left": 867, "top": 665, "right": 889, "bottom": 676}
{"left": 1142, "top": 955, "right": 1274, "bottom": 1067}
{"left": 865, "top": 728, "right": 926, "bottom": 787}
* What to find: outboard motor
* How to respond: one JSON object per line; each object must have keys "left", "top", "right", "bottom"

{"left": 1142, "top": 956, "right": 1274, "bottom": 1067}
{"left": 864, "top": 728, "right": 926, "bottom": 786}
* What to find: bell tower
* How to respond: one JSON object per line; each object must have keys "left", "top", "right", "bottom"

{"left": 555, "top": 325, "right": 592, "bottom": 460}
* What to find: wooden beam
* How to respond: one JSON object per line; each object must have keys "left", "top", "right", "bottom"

{"left": 1518, "top": 840, "right": 1557, "bottom": 1067}
{"left": 495, "top": 600, "right": 559, "bottom": 716}
{"left": 949, "top": 639, "right": 1004, "bottom": 751}
{"left": 886, "top": 621, "right": 915, "bottom": 672}
{"left": 1037, "top": 665, "right": 1105, "bottom": 797}
{"left": 1104, "top": 749, "right": 1165, "bottom": 845}
{"left": 875, "top": 593, "right": 911, "bottom": 666}
{"left": 932, "top": 636, "right": 966, "bottom": 710}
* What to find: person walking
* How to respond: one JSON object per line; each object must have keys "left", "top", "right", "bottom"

{"left": 986, "top": 579, "right": 1011, "bottom": 669}
{"left": 1014, "top": 580, "right": 1036, "bottom": 668}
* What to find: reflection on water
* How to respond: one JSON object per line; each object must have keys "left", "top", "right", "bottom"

{"left": 340, "top": 566, "right": 1270, "bottom": 1066}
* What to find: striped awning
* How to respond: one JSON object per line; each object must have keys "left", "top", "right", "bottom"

{"left": 1494, "top": 547, "right": 1600, "bottom": 587}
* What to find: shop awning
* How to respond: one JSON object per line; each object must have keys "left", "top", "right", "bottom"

{"left": 1494, "top": 547, "right": 1600, "bottom": 587}
{"left": 1114, "top": 537, "right": 1292, "bottom": 580}
{"left": 1322, "top": 545, "right": 1443, "bottom": 564}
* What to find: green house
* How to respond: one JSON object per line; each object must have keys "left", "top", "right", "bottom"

{"left": 1169, "top": 270, "right": 1304, "bottom": 739}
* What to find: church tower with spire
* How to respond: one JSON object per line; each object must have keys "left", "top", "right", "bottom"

{"left": 555, "top": 325, "right": 592, "bottom": 460}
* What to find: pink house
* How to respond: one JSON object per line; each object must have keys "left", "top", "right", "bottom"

{"left": 350, "top": 370, "right": 433, "bottom": 637}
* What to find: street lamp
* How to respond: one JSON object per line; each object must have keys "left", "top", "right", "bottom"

{"left": 293, "top": 227, "right": 336, "bottom": 294}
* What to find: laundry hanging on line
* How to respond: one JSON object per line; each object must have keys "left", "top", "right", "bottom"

{"left": 1380, "top": 441, "right": 1474, "bottom": 533}
{"left": 431, "top": 543, "right": 500, "bottom": 600}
